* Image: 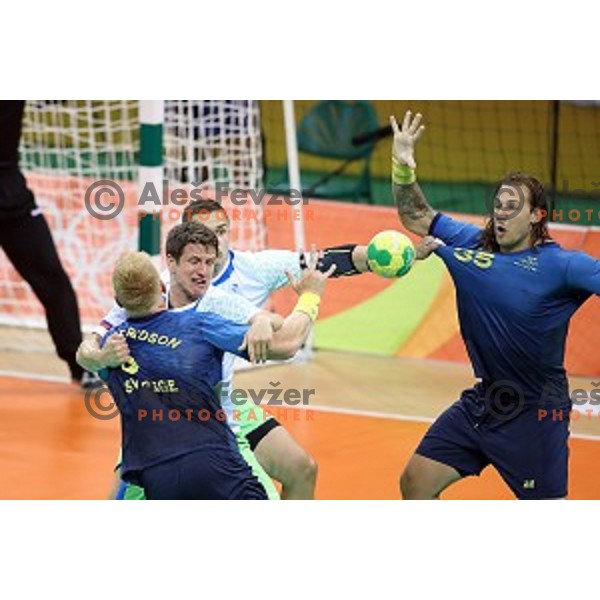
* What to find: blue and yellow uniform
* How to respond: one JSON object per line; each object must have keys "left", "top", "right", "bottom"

{"left": 101, "top": 308, "right": 267, "bottom": 500}
{"left": 417, "top": 213, "right": 600, "bottom": 498}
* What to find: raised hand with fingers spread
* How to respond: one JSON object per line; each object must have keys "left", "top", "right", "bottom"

{"left": 390, "top": 110, "right": 426, "bottom": 170}
{"left": 390, "top": 110, "right": 437, "bottom": 236}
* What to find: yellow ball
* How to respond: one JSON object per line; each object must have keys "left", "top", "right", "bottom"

{"left": 367, "top": 230, "right": 415, "bottom": 278}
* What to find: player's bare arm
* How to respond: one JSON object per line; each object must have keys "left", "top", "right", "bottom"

{"left": 247, "top": 249, "right": 335, "bottom": 360}
{"left": 390, "top": 111, "right": 437, "bottom": 237}
{"left": 78, "top": 308, "right": 282, "bottom": 370}
{"left": 350, "top": 246, "right": 368, "bottom": 272}
{"left": 328, "top": 235, "right": 436, "bottom": 268}
{"left": 75, "top": 335, "right": 103, "bottom": 372}
{"left": 76, "top": 333, "right": 131, "bottom": 372}
{"left": 333, "top": 242, "right": 431, "bottom": 274}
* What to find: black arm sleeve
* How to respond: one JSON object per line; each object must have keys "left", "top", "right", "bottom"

{"left": 299, "top": 244, "right": 368, "bottom": 278}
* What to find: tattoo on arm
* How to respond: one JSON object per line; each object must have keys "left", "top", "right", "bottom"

{"left": 393, "top": 182, "right": 434, "bottom": 222}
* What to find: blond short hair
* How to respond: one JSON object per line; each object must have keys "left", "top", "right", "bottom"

{"left": 112, "top": 252, "right": 161, "bottom": 315}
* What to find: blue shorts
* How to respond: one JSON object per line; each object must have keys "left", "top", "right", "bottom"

{"left": 134, "top": 447, "right": 268, "bottom": 500}
{"left": 416, "top": 387, "right": 570, "bottom": 499}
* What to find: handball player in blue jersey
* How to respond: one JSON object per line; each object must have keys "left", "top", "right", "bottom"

{"left": 391, "top": 111, "right": 600, "bottom": 499}
{"left": 100, "top": 251, "right": 330, "bottom": 499}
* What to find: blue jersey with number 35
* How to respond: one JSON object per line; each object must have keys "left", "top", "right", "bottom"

{"left": 430, "top": 213, "right": 600, "bottom": 403}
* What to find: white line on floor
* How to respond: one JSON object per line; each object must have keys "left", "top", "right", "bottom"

{"left": 2, "top": 371, "right": 600, "bottom": 441}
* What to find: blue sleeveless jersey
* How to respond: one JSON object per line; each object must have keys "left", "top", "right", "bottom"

{"left": 430, "top": 213, "right": 600, "bottom": 404}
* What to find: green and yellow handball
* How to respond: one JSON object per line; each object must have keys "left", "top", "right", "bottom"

{"left": 367, "top": 230, "right": 416, "bottom": 278}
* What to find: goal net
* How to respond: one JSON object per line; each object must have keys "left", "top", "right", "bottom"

{"left": 162, "top": 100, "right": 267, "bottom": 252}
{"left": 0, "top": 100, "right": 267, "bottom": 330}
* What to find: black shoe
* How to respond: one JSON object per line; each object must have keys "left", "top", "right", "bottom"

{"left": 79, "top": 370, "right": 104, "bottom": 389}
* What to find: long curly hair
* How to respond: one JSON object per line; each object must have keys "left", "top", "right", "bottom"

{"left": 481, "top": 171, "right": 552, "bottom": 252}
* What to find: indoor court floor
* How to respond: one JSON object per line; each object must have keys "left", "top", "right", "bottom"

{"left": 2, "top": 327, "right": 600, "bottom": 499}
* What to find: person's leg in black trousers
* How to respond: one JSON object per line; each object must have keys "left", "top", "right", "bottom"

{"left": 0, "top": 101, "right": 100, "bottom": 387}
{"left": 0, "top": 210, "right": 96, "bottom": 385}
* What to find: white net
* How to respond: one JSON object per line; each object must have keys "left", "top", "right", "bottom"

{"left": 164, "top": 100, "right": 263, "bottom": 190}
{"left": 163, "top": 100, "right": 267, "bottom": 251}
{"left": 0, "top": 100, "right": 267, "bottom": 329}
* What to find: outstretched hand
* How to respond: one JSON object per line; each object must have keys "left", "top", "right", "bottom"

{"left": 390, "top": 111, "right": 426, "bottom": 170}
